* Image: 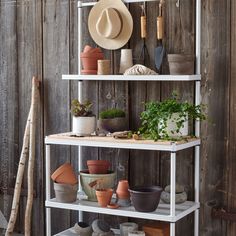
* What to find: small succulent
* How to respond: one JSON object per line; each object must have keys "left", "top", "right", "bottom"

{"left": 71, "top": 99, "right": 93, "bottom": 117}
{"left": 99, "top": 108, "right": 125, "bottom": 119}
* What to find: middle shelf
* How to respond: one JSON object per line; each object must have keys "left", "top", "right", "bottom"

{"left": 45, "top": 133, "right": 200, "bottom": 152}
{"left": 46, "top": 198, "right": 199, "bottom": 223}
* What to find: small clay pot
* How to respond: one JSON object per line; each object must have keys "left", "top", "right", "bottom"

{"left": 87, "top": 160, "right": 110, "bottom": 174}
{"left": 51, "top": 163, "right": 77, "bottom": 185}
{"left": 116, "top": 180, "right": 130, "bottom": 199}
{"left": 129, "top": 186, "right": 162, "bottom": 212}
{"left": 80, "top": 52, "right": 104, "bottom": 71}
{"left": 54, "top": 182, "right": 78, "bottom": 203}
{"left": 96, "top": 188, "right": 113, "bottom": 207}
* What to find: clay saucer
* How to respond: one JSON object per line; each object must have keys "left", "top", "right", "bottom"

{"left": 81, "top": 69, "right": 97, "bottom": 75}
{"left": 107, "top": 203, "right": 119, "bottom": 209}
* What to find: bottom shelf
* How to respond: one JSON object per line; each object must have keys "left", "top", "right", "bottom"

{"left": 46, "top": 198, "right": 199, "bottom": 223}
{"left": 54, "top": 227, "right": 120, "bottom": 236}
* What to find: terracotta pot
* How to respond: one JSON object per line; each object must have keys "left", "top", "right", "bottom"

{"left": 87, "top": 160, "right": 110, "bottom": 174}
{"left": 167, "top": 54, "right": 195, "bottom": 75}
{"left": 129, "top": 186, "right": 162, "bottom": 212}
{"left": 97, "top": 117, "right": 127, "bottom": 133}
{"left": 54, "top": 182, "right": 78, "bottom": 203}
{"left": 96, "top": 188, "right": 113, "bottom": 207}
{"left": 51, "top": 163, "right": 78, "bottom": 185}
{"left": 142, "top": 222, "right": 170, "bottom": 236}
{"left": 83, "top": 45, "right": 102, "bottom": 54}
{"left": 116, "top": 180, "right": 130, "bottom": 199}
{"left": 80, "top": 52, "right": 104, "bottom": 71}
{"left": 80, "top": 52, "right": 104, "bottom": 58}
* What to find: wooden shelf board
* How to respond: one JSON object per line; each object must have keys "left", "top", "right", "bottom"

{"left": 45, "top": 132, "right": 200, "bottom": 152}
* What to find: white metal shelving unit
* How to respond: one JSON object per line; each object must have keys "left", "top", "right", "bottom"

{"left": 45, "top": 0, "right": 201, "bottom": 235}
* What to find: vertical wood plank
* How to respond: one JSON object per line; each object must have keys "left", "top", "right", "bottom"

{"left": 201, "top": 0, "right": 229, "bottom": 235}
{"left": 16, "top": 0, "right": 44, "bottom": 235}
{"left": 227, "top": 0, "right": 236, "bottom": 235}
{"left": 43, "top": 0, "right": 71, "bottom": 233}
{"left": 0, "top": 0, "right": 18, "bottom": 233}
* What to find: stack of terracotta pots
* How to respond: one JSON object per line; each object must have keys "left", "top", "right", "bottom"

{"left": 51, "top": 163, "right": 78, "bottom": 203}
{"left": 85, "top": 160, "right": 115, "bottom": 207}
{"left": 80, "top": 45, "right": 104, "bottom": 75}
{"left": 116, "top": 180, "right": 131, "bottom": 207}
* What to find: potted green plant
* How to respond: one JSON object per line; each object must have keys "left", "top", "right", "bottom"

{"left": 71, "top": 99, "right": 96, "bottom": 135}
{"left": 139, "top": 94, "right": 206, "bottom": 140}
{"left": 98, "top": 108, "right": 127, "bottom": 133}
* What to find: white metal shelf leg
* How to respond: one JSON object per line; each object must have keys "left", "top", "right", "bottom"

{"left": 46, "top": 145, "right": 51, "bottom": 236}
{"left": 170, "top": 152, "right": 176, "bottom": 236}
{"left": 78, "top": 0, "right": 83, "bottom": 222}
{"left": 170, "top": 223, "right": 175, "bottom": 236}
{"left": 194, "top": 145, "right": 200, "bottom": 236}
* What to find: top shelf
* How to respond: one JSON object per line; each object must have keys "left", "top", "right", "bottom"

{"left": 79, "top": 0, "right": 159, "bottom": 7}
{"left": 62, "top": 74, "right": 201, "bottom": 82}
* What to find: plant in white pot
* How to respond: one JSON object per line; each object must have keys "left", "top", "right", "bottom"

{"left": 139, "top": 93, "right": 206, "bottom": 140}
{"left": 71, "top": 99, "right": 96, "bottom": 136}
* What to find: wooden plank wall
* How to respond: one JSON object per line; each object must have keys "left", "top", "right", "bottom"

{"left": 0, "top": 0, "right": 235, "bottom": 235}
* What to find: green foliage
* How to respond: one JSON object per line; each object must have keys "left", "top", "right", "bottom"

{"left": 71, "top": 99, "right": 93, "bottom": 117}
{"left": 139, "top": 93, "right": 206, "bottom": 140}
{"left": 99, "top": 108, "right": 125, "bottom": 119}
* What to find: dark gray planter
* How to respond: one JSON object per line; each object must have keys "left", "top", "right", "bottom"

{"left": 98, "top": 117, "right": 127, "bottom": 133}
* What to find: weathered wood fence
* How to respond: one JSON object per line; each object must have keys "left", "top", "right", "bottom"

{"left": 0, "top": 0, "right": 235, "bottom": 235}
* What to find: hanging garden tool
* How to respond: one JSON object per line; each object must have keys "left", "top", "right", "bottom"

{"left": 139, "top": 2, "right": 149, "bottom": 65}
{"left": 155, "top": 0, "right": 165, "bottom": 71}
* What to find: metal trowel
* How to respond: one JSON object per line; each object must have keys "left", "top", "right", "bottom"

{"left": 155, "top": 0, "right": 165, "bottom": 71}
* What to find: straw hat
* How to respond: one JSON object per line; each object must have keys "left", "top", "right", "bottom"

{"left": 88, "top": 0, "right": 133, "bottom": 50}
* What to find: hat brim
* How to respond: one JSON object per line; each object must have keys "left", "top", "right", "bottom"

{"left": 88, "top": 0, "right": 133, "bottom": 50}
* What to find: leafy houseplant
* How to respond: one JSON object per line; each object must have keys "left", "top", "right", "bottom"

{"left": 139, "top": 95, "right": 206, "bottom": 140}
{"left": 71, "top": 99, "right": 96, "bottom": 135}
{"left": 98, "top": 108, "right": 127, "bottom": 133}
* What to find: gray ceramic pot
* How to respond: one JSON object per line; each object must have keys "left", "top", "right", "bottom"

{"left": 168, "top": 54, "right": 195, "bottom": 75}
{"left": 73, "top": 222, "right": 93, "bottom": 236}
{"left": 98, "top": 117, "right": 127, "bottom": 133}
{"left": 161, "top": 190, "right": 187, "bottom": 204}
{"left": 54, "top": 182, "right": 78, "bottom": 203}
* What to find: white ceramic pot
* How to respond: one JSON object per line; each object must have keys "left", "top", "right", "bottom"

{"left": 72, "top": 116, "right": 96, "bottom": 135}
{"left": 120, "top": 222, "right": 138, "bottom": 236}
{"left": 119, "top": 49, "right": 133, "bottom": 74}
{"left": 128, "top": 231, "right": 145, "bottom": 236}
{"left": 159, "top": 113, "right": 188, "bottom": 137}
